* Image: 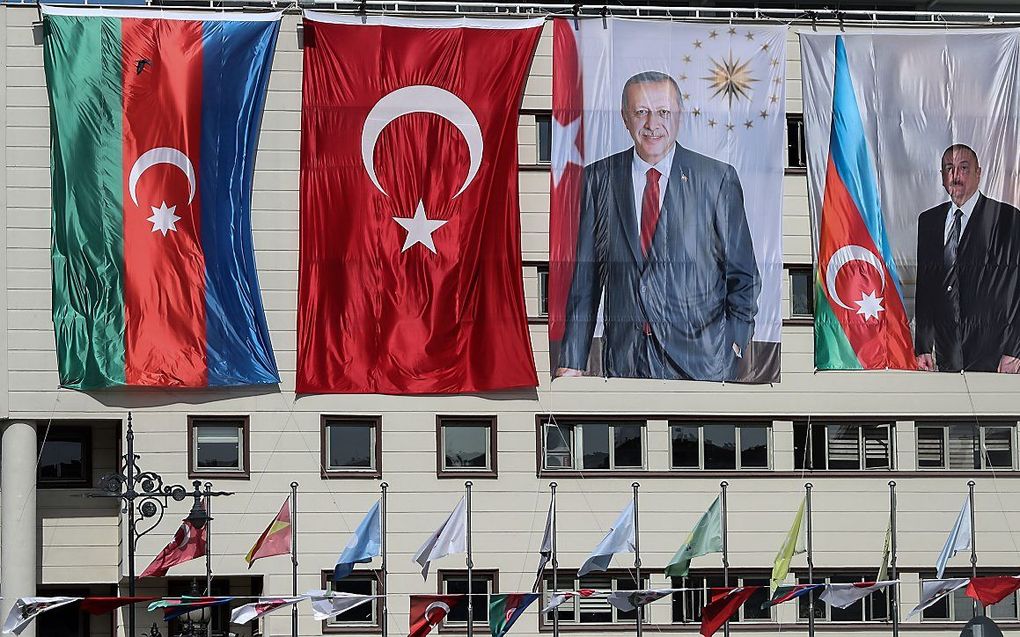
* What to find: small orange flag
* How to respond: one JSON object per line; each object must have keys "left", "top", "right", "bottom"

{"left": 245, "top": 498, "right": 292, "bottom": 567}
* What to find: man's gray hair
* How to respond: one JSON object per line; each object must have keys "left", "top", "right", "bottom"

{"left": 621, "top": 71, "right": 682, "bottom": 110}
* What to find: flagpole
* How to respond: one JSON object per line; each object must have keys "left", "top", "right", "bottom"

{"left": 550, "top": 482, "right": 559, "bottom": 637}
{"left": 888, "top": 481, "right": 899, "bottom": 637}
{"left": 291, "top": 481, "right": 299, "bottom": 637}
{"left": 968, "top": 480, "right": 978, "bottom": 616}
{"left": 466, "top": 481, "right": 474, "bottom": 637}
{"left": 204, "top": 481, "right": 213, "bottom": 637}
{"left": 632, "top": 482, "right": 642, "bottom": 637}
{"left": 381, "top": 482, "right": 389, "bottom": 637}
{"left": 805, "top": 483, "right": 815, "bottom": 637}
{"left": 720, "top": 481, "right": 729, "bottom": 637}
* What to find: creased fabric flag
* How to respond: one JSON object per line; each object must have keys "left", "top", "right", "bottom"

{"left": 413, "top": 497, "right": 468, "bottom": 580}
{"left": 2, "top": 597, "right": 81, "bottom": 635}
{"left": 140, "top": 519, "right": 207, "bottom": 578}
{"left": 409, "top": 595, "right": 465, "bottom": 637}
{"left": 665, "top": 496, "right": 723, "bottom": 577}
{"left": 762, "top": 584, "right": 823, "bottom": 609}
{"left": 700, "top": 587, "right": 760, "bottom": 637}
{"left": 532, "top": 498, "right": 554, "bottom": 592}
{"left": 80, "top": 597, "right": 156, "bottom": 615}
{"left": 334, "top": 500, "right": 382, "bottom": 581}
{"left": 819, "top": 581, "right": 895, "bottom": 609}
{"left": 606, "top": 590, "right": 673, "bottom": 613}
{"left": 307, "top": 591, "right": 375, "bottom": 621}
{"left": 230, "top": 596, "right": 306, "bottom": 625}
{"left": 42, "top": 6, "right": 281, "bottom": 389}
{"left": 812, "top": 35, "right": 914, "bottom": 369}
{"left": 770, "top": 497, "right": 807, "bottom": 593}
{"left": 148, "top": 597, "right": 234, "bottom": 622}
{"left": 877, "top": 518, "right": 892, "bottom": 582}
{"left": 489, "top": 593, "right": 540, "bottom": 637}
{"left": 936, "top": 496, "right": 972, "bottom": 578}
{"left": 907, "top": 578, "right": 969, "bottom": 618}
{"left": 297, "top": 12, "right": 542, "bottom": 394}
{"left": 541, "top": 589, "right": 596, "bottom": 613}
{"left": 578, "top": 502, "right": 635, "bottom": 576}
{"left": 245, "top": 497, "right": 292, "bottom": 567}
{"left": 966, "top": 576, "right": 1020, "bottom": 606}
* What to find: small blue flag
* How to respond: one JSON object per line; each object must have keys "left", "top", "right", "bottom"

{"left": 334, "top": 500, "right": 381, "bottom": 582}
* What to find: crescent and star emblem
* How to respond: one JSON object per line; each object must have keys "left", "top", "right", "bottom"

{"left": 361, "top": 85, "right": 484, "bottom": 255}
{"left": 170, "top": 522, "right": 192, "bottom": 551}
{"left": 824, "top": 244, "right": 887, "bottom": 322}
{"left": 424, "top": 601, "right": 451, "bottom": 626}
{"left": 128, "top": 146, "right": 197, "bottom": 237}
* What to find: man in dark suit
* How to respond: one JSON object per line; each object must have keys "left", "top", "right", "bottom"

{"left": 555, "top": 71, "right": 760, "bottom": 381}
{"left": 915, "top": 144, "right": 1020, "bottom": 373}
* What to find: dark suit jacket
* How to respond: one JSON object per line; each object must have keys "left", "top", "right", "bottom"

{"left": 558, "top": 143, "right": 760, "bottom": 381}
{"left": 915, "top": 193, "right": 1020, "bottom": 372}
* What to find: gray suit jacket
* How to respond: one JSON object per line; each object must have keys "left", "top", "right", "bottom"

{"left": 559, "top": 143, "right": 760, "bottom": 380}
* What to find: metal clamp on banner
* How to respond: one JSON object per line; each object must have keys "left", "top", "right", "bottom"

{"left": 572, "top": 2, "right": 581, "bottom": 31}
{"left": 601, "top": 5, "right": 608, "bottom": 30}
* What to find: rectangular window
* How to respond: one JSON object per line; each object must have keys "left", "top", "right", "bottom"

{"left": 535, "top": 114, "right": 552, "bottom": 164}
{"left": 322, "top": 569, "right": 383, "bottom": 632}
{"left": 798, "top": 574, "right": 888, "bottom": 622}
{"left": 188, "top": 416, "right": 249, "bottom": 479}
{"left": 671, "top": 574, "right": 772, "bottom": 623}
{"left": 438, "top": 417, "right": 497, "bottom": 478}
{"left": 669, "top": 422, "right": 771, "bottom": 470}
{"left": 542, "top": 419, "right": 645, "bottom": 472}
{"left": 916, "top": 422, "right": 1016, "bottom": 470}
{"left": 439, "top": 571, "right": 496, "bottom": 627}
{"left": 794, "top": 422, "right": 894, "bottom": 471}
{"left": 789, "top": 266, "right": 814, "bottom": 318}
{"left": 542, "top": 573, "right": 646, "bottom": 626}
{"left": 538, "top": 265, "right": 549, "bottom": 317}
{"left": 787, "top": 113, "right": 806, "bottom": 169}
{"left": 321, "top": 416, "right": 382, "bottom": 478}
{"left": 922, "top": 575, "right": 1020, "bottom": 621}
{"left": 38, "top": 427, "right": 92, "bottom": 488}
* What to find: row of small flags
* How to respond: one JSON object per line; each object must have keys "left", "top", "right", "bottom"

{"left": 6, "top": 576, "right": 1020, "bottom": 636}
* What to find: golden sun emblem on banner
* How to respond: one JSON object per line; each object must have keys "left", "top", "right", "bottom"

{"left": 703, "top": 53, "right": 757, "bottom": 107}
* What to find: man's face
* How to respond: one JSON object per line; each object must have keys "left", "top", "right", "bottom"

{"left": 941, "top": 148, "right": 981, "bottom": 206}
{"left": 621, "top": 81, "right": 680, "bottom": 164}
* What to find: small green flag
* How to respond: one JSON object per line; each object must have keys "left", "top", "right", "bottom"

{"left": 769, "top": 496, "right": 807, "bottom": 594}
{"left": 664, "top": 495, "right": 723, "bottom": 578}
{"left": 877, "top": 518, "right": 892, "bottom": 581}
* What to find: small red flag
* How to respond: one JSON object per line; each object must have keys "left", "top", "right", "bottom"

{"left": 966, "top": 576, "right": 1020, "bottom": 606}
{"left": 139, "top": 519, "right": 206, "bottom": 578}
{"left": 408, "top": 595, "right": 464, "bottom": 637}
{"left": 700, "top": 587, "right": 760, "bottom": 637}
{"left": 79, "top": 597, "right": 157, "bottom": 615}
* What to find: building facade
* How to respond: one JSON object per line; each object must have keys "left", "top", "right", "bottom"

{"left": 1, "top": 4, "right": 1019, "bottom": 637}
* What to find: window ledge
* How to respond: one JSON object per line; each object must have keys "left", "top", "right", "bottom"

{"left": 520, "top": 164, "right": 551, "bottom": 172}
{"left": 538, "top": 469, "right": 1020, "bottom": 478}
{"left": 783, "top": 317, "right": 814, "bottom": 327}
{"left": 188, "top": 470, "right": 250, "bottom": 480}
{"left": 437, "top": 470, "right": 498, "bottom": 479}
{"left": 321, "top": 469, "right": 382, "bottom": 480}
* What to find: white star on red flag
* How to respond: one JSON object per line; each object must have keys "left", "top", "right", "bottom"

{"left": 551, "top": 116, "right": 583, "bottom": 185}
{"left": 855, "top": 290, "right": 885, "bottom": 321}
{"left": 147, "top": 201, "right": 181, "bottom": 236}
{"left": 392, "top": 200, "right": 448, "bottom": 254}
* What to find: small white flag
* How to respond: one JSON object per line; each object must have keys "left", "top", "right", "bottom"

{"left": 908, "top": 578, "right": 969, "bottom": 619}
{"left": 2, "top": 597, "right": 81, "bottom": 635}
{"left": 532, "top": 498, "right": 554, "bottom": 592}
{"left": 935, "top": 497, "right": 971, "bottom": 579}
{"left": 578, "top": 501, "right": 635, "bottom": 577}
{"left": 606, "top": 589, "right": 673, "bottom": 613}
{"left": 413, "top": 497, "right": 468, "bottom": 580}
{"left": 819, "top": 581, "right": 896, "bottom": 609}
{"left": 306, "top": 590, "right": 375, "bottom": 621}
{"left": 230, "top": 596, "right": 306, "bottom": 625}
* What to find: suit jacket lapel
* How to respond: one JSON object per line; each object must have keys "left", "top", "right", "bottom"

{"left": 611, "top": 148, "right": 642, "bottom": 265}
{"left": 960, "top": 194, "right": 989, "bottom": 258}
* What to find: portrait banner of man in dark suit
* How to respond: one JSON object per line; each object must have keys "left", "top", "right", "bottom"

{"left": 548, "top": 20, "right": 785, "bottom": 383}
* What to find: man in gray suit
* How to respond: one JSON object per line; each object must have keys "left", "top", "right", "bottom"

{"left": 555, "top": 71, "right": 760, "bottom": 381}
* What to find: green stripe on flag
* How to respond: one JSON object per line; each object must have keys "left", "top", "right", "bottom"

{"left": 813, "top": 282, "right": 862, "bottom": 370}
{"left": 45, "top": 15, "right": 126, "bottom": 388}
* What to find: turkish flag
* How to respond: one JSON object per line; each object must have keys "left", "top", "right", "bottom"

{"left": 139, "top": 520, "right": 206, "bottom": 578}
{"left": 966, "top": 576, "right": 1020, "bottom": 606}
{"left": 298, "top": 12, "right": 541, "bottom": 394}
{"left": 408, "top": 595, "right": 464, "bottom": 637}
{"left": 699, "top": 587, "right": 760, "bottom": 637}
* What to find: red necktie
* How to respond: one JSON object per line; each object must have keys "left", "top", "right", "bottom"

{"left": 640, "top": 167, "right": 661, "bottom": 256}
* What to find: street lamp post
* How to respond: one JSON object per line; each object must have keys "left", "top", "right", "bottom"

{"left": 88, "top": 414, "right": 232, "bottom": 637}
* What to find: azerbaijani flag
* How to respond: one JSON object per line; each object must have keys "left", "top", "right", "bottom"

{"left": 43, "top": 6, "right": 281, "bottom": 389}
{"left": 489, "top": 593, "right": 540, "bottom": 637}
{"left": 815, "top": 36, "right": 914, "bottom": 370}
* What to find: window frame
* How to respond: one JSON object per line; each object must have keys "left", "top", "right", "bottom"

{"left": 794, "top": 421, "right": 896, "bottom": 471}
{"left": 668, "top": 421, "right": 773, "bottom": 471}
{"left": 538, "top": 264, "right": 550, "bottom": 318}
{"left": 670, "top": 572, "right": 774, "bottom": 624}
{"left": 538, "top": 570, "right": 648, "bottom": 629}
{"left": 787, "top": 265, "right": 815, "bottom": 320}
{"left": 539, "top": 417, "right": 647, "bottom": 474}
{"left": 187, "top": 415, "right": 250, "bottom": 480}
{"left": 437, "top": 416, "right": 498, "bottom": 479}
{"left": 437, "top": 569, "right": 498, "bottom": 631}
{"left": 320, "top": 416, "right": 383, "bottom": 479}
{"left": 320, "top": 568, "right": 384, "bottom": 633}
{"left": 793, "top": 572, "right": 891, "bottom": 623}
{"left": 535, "top": 113, "right": 552, "bottom": 165}
{"left": 915, "top": 421, "right": 1018, "bottom": 471}
{"left": 786, "top": 113, "right": 806, "bottom": 171}
{"left": 37, "top": 425, "right": 93, "bottom": 488}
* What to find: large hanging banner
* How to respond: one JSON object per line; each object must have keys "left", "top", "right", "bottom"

{"left": 549, "top": 18, "right": 785, "bottom": 383}
{"left": 803, "top": 32, "right": 1020, "bottom": 373}
{"left": 44, "top": 7, "right": 282, "bottom": 389}
{"left": 298, "top": 13, "right": 541, "bottom": 394}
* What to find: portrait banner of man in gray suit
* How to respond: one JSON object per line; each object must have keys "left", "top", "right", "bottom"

{"left": 548, "top": 20, "right": 784, "bottom": 384}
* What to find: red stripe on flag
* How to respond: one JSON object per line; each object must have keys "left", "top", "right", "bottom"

{"left": 121, "top": 19, "right": 207, "bottom": 386}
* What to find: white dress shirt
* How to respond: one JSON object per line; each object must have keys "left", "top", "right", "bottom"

{"left": 943, "top": 190, "right": 980, "bottom": 244}
{"left": 631, "top": 147, "right": 674, "bottom": 229}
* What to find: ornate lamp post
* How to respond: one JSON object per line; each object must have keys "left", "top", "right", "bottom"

{"left": 88, "top": 413, "right": 232, "bottom": 637}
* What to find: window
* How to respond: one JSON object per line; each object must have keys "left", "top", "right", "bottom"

{"left": 922, "top": 574, "right": 1020, "bottom": 622}
{"left": 538, "top": 264, "right": 549, "bottom": 317}
{"left": 797, "top": 574, "right": 888, "bottom": 622}
{"left": 439, "top": 570, "right": 496, "bottom": 628}
{"left": 37, "top": 587, "right": 90, "bottom": 637}
{"left": 542, "top": 419, "right": 645, "bottom": 471}
{"left": 536, "top": 114, "right": 552, "bottom": 164}
{"left": 916, "top": 422, "right": 1016, "bottom": 470}
{"left": 438, "top": 417, "right": 496, "bottom": 478}
{"left": 794, "top": 422, "right": 894, "bottom": 470}
{"left": 38, "top": 427, "right": 91, "bottom": 488}
{"left": 188, "top": 416, "right": 249, "bottom": 479}
{"left": 542, "top": 572, "right": 646, "bottom": 626}
{"left": 670, "top": 422, "right": 770, "bottom": 470}
{"left": 672, "top": 574, "right": 771, "bottom": 623}
{"left": 789, "top": 266, "right": 814, "bottom": 319}
{"left": 787, "top": 113, "right": 805, "bottom": 169}
{"left": 321, "top": 416, "right": 382, "bottom": 478}
{"left": 321, "top": 569, "right": 383, "bottom": 632}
